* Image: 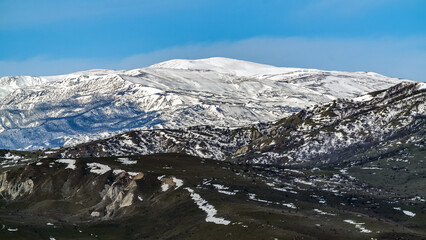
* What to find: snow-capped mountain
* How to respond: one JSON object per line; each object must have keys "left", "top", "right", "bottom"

{"left": 0, "top": 57, "right": 407, "bottom": 150}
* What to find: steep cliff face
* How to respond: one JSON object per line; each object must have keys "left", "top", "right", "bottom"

{"left": 0, "top": 158, "right": 151, "bottom": 220}
{"left": 0, "top": 171, "right": 34, "bottom": 200}
{"left": 94, "top": 171, "right": 144, "bottom": 218}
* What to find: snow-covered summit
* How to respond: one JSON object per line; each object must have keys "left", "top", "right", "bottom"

{"left": 148, "top": 57, "right": 300, "bottom": 77}
{"left": 0, "top": 57, "right": 410, "bottom": 150}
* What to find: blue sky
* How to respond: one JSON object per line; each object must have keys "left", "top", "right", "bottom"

{"left": 0, "top": 0, "right": 425, "bottom": 81}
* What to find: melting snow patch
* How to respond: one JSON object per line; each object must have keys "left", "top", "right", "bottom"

{"left": 157, "top": 175, "right": 165, "bottom": 180}
{"left": 4, "top": 153, "right": 21, "bottom": 160}
{"left": 172, "top": 177, "right": 184, "bottom": 189}
{"left": 127, "top": 171, "right": 143, "bottom": 179}
{"left": 313, "top": 208, "right": 336, "bottom": 216}
{"left": 49, "top": 237, "right": 56, "bottom": 240}
{"left": 273, "top": 187, "right": 289, "bottom": 192}
{"left": 218, "top": 190, "right": 236, "bottom": 195}
{"left": 36, "top": 162, "right": 43, "bottom": 166}
{"left": 344, "top": 220, "right": 372, "bottom": 233}
{"left": 127, "top": 172, "right": 139, "bottom": 177}
{"left": 248, "top": 193, "right": 272, "bottom": 204}
{"left": 361, "top": 167, "right": 382, "bottom": 170}
{"left": 113, "top": 169, "right": 125, "bottom": 175}
{"left": 353, "top": 94, "right": 373, "bottom": 102}
{"left": 282, "top": 203, "right": 297, "bottom": 209}
{"left": 212, "top": 184, "right": 236, "bottom": 195}
{"left": 87, "top": 163, "right": 111, "bottom": 175}
{"left": 157, "top": 175, "right": 172, "bottom": 191}
{"left": 294, "top": 178, "right": 315, "bottom": 186}
{"left": 91, "top": 211, "right": 100, "bottom": 217}
{"left": 138, "top": 196, "right": 143, "bottom": 201}
{"left": 46, "top": 222, "right": 54, "bottom": 226}
{"left": 247, "top": 193, "right": 296, "bottom": 208}
{"left": 116, "top": 157, "right": 137, "bottom": 165}
{"left": 393, "top": 207, "right": 416, "bottom": 217}
{"left": 161, "top": 183, "right": 170, "bottom": 192}
{"left": 410, "top": 196, "right": 425, "bottom": 202}
{"left": 157, "top": 175, "right": 177, "bottom": 192}
{"left": 402, "top": 210, "right": 416, "bottom": 217}
{"left": 185, "top": 187, "right": 230, "bottom": 225}
{"left": 7, "top": 228, "right": 18, "bottom": 232}
{"left": 55, "top": 159, "right": 76, "bottom": 170}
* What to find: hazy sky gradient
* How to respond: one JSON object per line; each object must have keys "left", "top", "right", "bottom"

{"left": 1, "top": 0, "right": 425, "bottom": 81}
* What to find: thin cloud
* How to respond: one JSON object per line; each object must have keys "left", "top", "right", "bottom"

{"left": 1, "top": 37, "right": 425, "bottom": 81}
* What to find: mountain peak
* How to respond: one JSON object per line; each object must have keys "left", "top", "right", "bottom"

{"left": 147, "top": 57, "right": 300, "bottom": 77}
{"left": 149, "top": 57, "right": 271, "bottom": 68}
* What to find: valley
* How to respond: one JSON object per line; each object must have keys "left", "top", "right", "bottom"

{"left": 0, "top": 153, "right": 425, "bottom": 239}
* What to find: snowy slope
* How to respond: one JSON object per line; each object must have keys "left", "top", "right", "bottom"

{"left": 0, "top": 57, "right": 408, "bottom": 150}
{"left": 0, "top": 76, "right": 49, "bottom": 99}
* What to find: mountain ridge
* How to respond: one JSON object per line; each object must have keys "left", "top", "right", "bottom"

{"left": 54, "top": 82, "right": 425, "bottom": 167}
{"left": 0, "top": 57, "right": 409, "bottom": 150}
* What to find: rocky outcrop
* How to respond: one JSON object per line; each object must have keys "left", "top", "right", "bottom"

{"left": 0, "top": 172, "right": 34, "bottom": 200}
{"left": 0, "top": 159, "right": 148, "bottom": 221}
{"left": 91, "top": 171, "right": 144, "bottom": 219}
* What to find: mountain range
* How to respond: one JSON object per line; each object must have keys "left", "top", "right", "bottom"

{"left": 0, "top": 57, "right": 406, "bottom": 150}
